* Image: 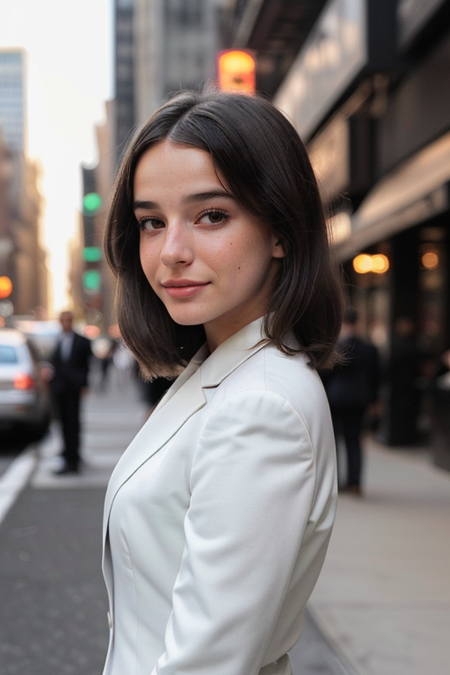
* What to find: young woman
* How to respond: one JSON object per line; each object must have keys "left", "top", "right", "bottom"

{"left": 102, "top": 89, "right": 343, "bottom": 675}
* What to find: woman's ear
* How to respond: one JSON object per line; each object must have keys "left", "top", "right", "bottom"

{"left": 273, "top": 238, "right": 287, "bottom": 258}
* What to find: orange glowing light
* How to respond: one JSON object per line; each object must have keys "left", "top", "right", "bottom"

{"left": 353, "top": 253, "right": 389, "bottom": 274}
{"left": 0, "top": 276, "right": 13, "bottom": 299}
{"left": 217, "top": 50, "right": 256, "bottom": 92}
{"left": 353, "top": 254, "right": 373, "bottom": 274}
{"left": 372, "top": 254, "right": 390, "bottom": 274}
{"left": 84, "top": 325, "right": 101, "bottom": 339}
{"left": 421, "top": 252, "right": 439, "bottom": 270}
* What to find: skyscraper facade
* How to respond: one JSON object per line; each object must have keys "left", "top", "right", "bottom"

{"left": 0, "top": 49, "right": 26, "bottom": 154}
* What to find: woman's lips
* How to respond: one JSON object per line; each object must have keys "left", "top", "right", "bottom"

{"left": 162, "top": 281, "right": 210, "bottom": 298}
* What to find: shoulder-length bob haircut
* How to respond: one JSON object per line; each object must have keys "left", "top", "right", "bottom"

{"left": 105, "top": 89, "right": 343, "bottom": 376}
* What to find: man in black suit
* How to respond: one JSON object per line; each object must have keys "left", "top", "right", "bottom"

{"left": 49, "top": 311, "right": 92, "bottom": 474}
{"left": 322, "top": 307, "right": 380, "bottom": 496}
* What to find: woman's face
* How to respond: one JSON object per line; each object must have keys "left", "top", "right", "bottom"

{"left": 134, "top": 140, "right": 285, "bottom": 351}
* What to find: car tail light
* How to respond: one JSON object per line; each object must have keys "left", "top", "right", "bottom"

{"left": 14, "top": 373, "right": 36, "bottom": 390}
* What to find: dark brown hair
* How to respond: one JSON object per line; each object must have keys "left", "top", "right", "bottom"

{"left": 105, "top": 89, "right": 343, "bottom": 376}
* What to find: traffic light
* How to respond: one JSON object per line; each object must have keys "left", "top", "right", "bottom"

{"left": 82, "top": 247, "right": 102, "bottom": 294}
{"left": 81, "top": 167, "right": 102, "bottom": 299}
{"left": 82, "top": 167, "right": 101, "bottom": 247}
{"left": 83, "top": 192, "right": 102, "bottom": 215}
{"left": 217, "top": 50, "right": 256, "bottom": 93}
{"left": 83, "top": 269, "right": 101, "bottom": 293}
{"left": 83, "top": 246, "right": 102, "bottom": 263}
{"left": 0, "top": 276, "right": 13, "bottom": 299}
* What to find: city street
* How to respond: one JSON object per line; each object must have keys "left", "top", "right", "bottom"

{"left": 2, "top": 3, "right": 450, "bottom": 674}
{"left": 0, "top": 365, "right": 354, "bottom": 675}
{"left": 1, "top": 364, "right": 449, "bottom": 674}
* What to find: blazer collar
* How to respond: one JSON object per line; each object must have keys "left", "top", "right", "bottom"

{"left": 103, "top": 318, "right": 268, "bottom": 529}
{"left": 200, "top": 316, "right": 267, "bottom": 388}
{"left": 157, "top": 316, "right": 268, "bottom": 397}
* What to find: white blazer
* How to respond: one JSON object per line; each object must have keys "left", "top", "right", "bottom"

{"left": 102, "top": 318, "right": 337, "bottom": 675}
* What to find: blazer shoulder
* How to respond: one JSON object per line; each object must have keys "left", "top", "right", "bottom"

{"left": 217, "top": 343, "right": 327, "bottom": 418}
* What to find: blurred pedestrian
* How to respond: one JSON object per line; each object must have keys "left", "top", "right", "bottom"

{"left": 47, "top": 310, "right": 92, "bottom": 474}
{"left": 384, "top": 317, "right": 423, "bottom": 444}
{"left": 92, "top": 336, "right": 117, "bottom": 391}
{"left": 322, "top": 306, "right": 380, "bottom": 496}
{"left": 101, "top": 89, "right": 344, "bottom": 675}
{"left": 112, "top": 338, "right": 135, "bottom": 381}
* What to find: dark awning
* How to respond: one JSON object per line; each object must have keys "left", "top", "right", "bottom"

{"left": 334, "top": 132, "right": 450, "bottom": 260}
{"left": 229, "top": 0, "right": 329, "bottom": 97}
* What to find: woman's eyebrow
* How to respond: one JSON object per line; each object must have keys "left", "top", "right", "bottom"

{"left": 133, "top": 190, "right": 233, "bottom": 211}
{"left": 133, "top": 200, "right": 158, "bottom": 210}
{"left": 185, "top": 190, "right": 232, "bottom": 203}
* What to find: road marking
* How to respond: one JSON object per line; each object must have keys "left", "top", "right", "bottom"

{"left": 0, "top": 449, "right": 38, "bottom": 526}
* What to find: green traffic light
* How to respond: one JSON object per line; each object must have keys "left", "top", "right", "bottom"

{"left": 83, "top": 270, "right": 101, "bottom": 292}
{"left": 83, "top": 192, "right": 102, "bottom": 214}
{"left": 83, "top": 246, "right": 102, "bottom": 262}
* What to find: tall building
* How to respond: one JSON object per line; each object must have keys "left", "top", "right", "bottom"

{"left": 114, "top": 0, "right": 136, "bottom": 166}
{"left": 0, "top": 48, "right": 48, "bottom": 318}
{"left": 133, "top": 0, "right": 222, "bottom": 125}
{"left": 113, "top": 0, "right": 226, "bottom": 149}
{"left": 0, "top": 49, "right": 26, "bottom": 154}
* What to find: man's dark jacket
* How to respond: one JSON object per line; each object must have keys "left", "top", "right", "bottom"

{"left": 50, "top": 332, "right": 92, "bottom": 396}
{"left": 322, "top": 335, "right": 380, "bottom": 410}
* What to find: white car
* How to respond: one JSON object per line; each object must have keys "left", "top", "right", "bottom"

{"left": 0, "top": 328, "right": 51, "bottom": 443}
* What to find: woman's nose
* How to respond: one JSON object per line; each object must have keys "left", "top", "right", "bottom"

{"left": 160, "top": 222, "right": 194, "bottom": 267}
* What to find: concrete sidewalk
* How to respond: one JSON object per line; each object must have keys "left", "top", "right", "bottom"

{"left": 308, "top": 435, "right": 450, "bottom": 675}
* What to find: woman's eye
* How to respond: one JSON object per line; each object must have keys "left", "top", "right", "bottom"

{"left": 138, "top": 217, "right": 165, "bottom": 231}
{"left": 198, "top": 210, "right": 228, "bottom": 225}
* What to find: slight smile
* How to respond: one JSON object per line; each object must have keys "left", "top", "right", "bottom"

{"left": 161, "top": 280, "right": 211, "bottom": 299}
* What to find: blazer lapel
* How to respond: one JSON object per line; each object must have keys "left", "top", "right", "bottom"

{"left": 103, "top": 318, "right": 268, "bottom": 532}
{"left": 103, "top": 345, "right": 209, "bottom": 529}
{"left": 200, "top": 318, "right": 267, "bottom": 390}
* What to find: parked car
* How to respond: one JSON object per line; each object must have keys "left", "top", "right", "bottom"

{"left": 0, "top": 328, "right": 51, "bottom": 444}
{"left": 12, "top": 318, "right": 60, "bottom": 360}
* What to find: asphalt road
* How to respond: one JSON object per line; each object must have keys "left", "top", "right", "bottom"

{"left": 0, "top": 487, "right": 108, "bottom": 675}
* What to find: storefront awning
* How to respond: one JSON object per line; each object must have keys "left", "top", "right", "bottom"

{"left": 335, "top": 131, "right": 450, "bottom": 260}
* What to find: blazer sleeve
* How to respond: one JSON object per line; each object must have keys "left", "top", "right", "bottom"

{"left": 151, "top": 389, "right": 320, "bottom": 675}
